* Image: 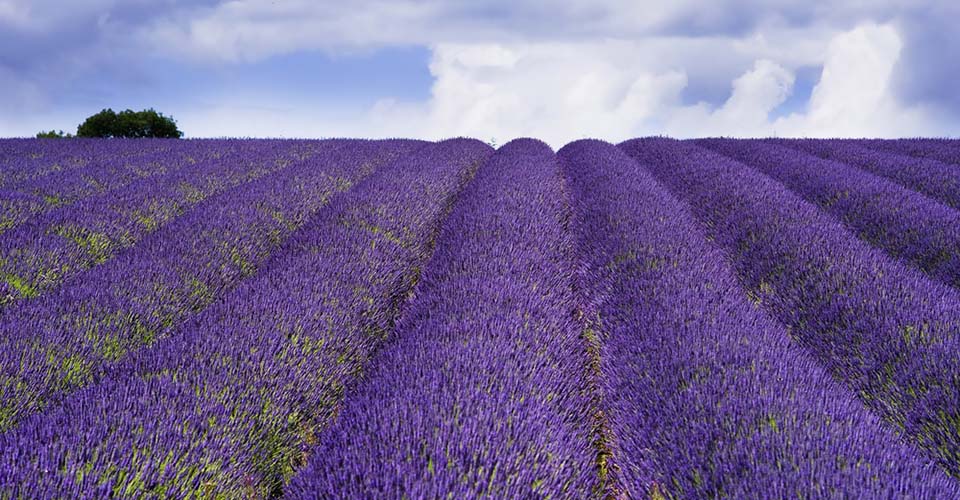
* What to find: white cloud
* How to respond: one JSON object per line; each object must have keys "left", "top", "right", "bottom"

{"left": 772, "top": 23, "right": 933, "bottom": 136}
{"left": 357, "top": 22, "right": 937, "bottom": 145}
{"left": 1, "top": 1, "right": 953, "bottom": 140}
{"left": 167, "top": 40, "right": 688, "bottom": 144}
{"left": 366, "top": 41, "right": 693, "bottom": 146}
{"left": 663, "top": 59, "right": 795, "bottom": 137}
{"left": 140, "top": 1, "right": 452, "bottom": 63}
{"left": 721, "top": 60, "right": 795, "bottom": 124}
{"left": 135, "top": 0, "right": 926, "bottom": 63}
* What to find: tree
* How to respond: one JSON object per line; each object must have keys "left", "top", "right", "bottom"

{"left": 36, "top": 130, "right": 73, "bottom": 139}
{"left": 76, "top": 109, "right": 118, "bottom": 137}
{"left": 76, "top": 108, "right": 183, "bottom": 138}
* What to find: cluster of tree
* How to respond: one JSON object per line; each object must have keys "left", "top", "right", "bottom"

{"left": 37, "top": 108, "right": 183, "bottom": 139}
{"left": 35, "top": 130, "right": 73, "bottom": 139}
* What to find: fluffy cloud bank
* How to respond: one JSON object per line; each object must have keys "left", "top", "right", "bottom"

{"left": 0, "top": 0, "right": 956, "bottom": 140}
{"left": 363, "top": 22, "right": 937, "bottom": 146}
{"left": 771, "top": 23, "right": 932, "bottom": 137}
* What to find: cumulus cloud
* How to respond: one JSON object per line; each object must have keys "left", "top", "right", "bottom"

{"left": 141, "top": 1, "right": 439, "bottom": 63}
{"left": 770, "top": 23, "right": 934, "bottom": 136}
{"left": 134, "top": 0, "right": 916, "bottom": 63}
{"left": 661, "top": 23, "right": 935, "bottom": 138}
{"left": 366, "top": 41, "right": 684, "bottom": 145}
{"left": 664, "top": 59, "right": 795, "bottom": 137}
{"left": 0, "top": 0, "right": 957, "bottom": 139}
{"left": 360, "top": 22, "right": 938, "bottom": 145}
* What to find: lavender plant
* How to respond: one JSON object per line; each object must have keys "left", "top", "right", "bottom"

{"left": 862, "top": 138, "right": 960, "bottom": 166}
{"left": 0, "top": 138, "right": 170, "bottom": 190}
{"left": 773, "top": 138, "right": 960, "bottom": 210}
{"left": 0, "top": 140, "right": 181, "bottom": 235}
{"left": 621, "top": 137, "right": 960, "bottom": 477}
{"left": 2, "top": 136, "right": 959, "bottom": 497}
{"left": 563, "top": 139, "right": 957, "bottom": 498}
{"left": 0, "top": 140, "right": 319, "bottom": 307}
{"left": 0, "top": 139, "right": 423, "bottom": 430}
{"left": 0, "top": 138, "right": 491, "bottom": 498}
{"left": 697, "top": 138, "right": 960, "bottom": 289}
{"left": 287, "top": 139, "right": 598, "bottom": 499}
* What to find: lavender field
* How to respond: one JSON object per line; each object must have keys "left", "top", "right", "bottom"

{"left": 0, "top": 137, "right": 959, "bottom": 498}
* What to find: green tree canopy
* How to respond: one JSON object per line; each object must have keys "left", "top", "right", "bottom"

{"left": 35, "top": 130, "right": 72, "bottom": 139}
{"left": 76, "top": 108, "right": 183, "bottom": 138}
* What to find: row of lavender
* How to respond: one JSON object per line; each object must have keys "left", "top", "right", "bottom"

{"left": 0, "top": 137, "right": 958, "bottom": 497}
{"left": 1, "top": 140, "right": 174, "bottom": 235}
{"left": 0, "top": 139, "right": 490, "bottom": 497}
{"left": 0, "top": 139, "right": 422, "bottom": 430}
{"left": 774, "top": 139, "right": 960, "bottom": 210}
{"left": 622, "top": 138, "right": 960, "bottom": 478}
{"left": 287, "top": 139, "right": 599, "bottom": 497}
{"left": 864, "top": 138, "right": 960, "bottom": 166}
{"left": 710, "top": 138, "right": 960, "bottom": 469}
{"left": 281, "top": 138, "right": 959, "bottom": 496}
{"left": 0, "top": 139, "right": 169, "bottom": 187}
{"left": 0, "top": 140, "right": 321, "bottom": 307}
{"left": 697, "top": 138, "right": 960, "bottom": 289}
{"left": 561, "top": 140, "right": 956, "bottom": 497}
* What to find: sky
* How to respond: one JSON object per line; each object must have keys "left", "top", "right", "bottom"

{"left": 1, "top": 0, "right": 958, "bottom": 145}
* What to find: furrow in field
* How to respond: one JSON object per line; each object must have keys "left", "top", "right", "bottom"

{"left": 0, "top": 139, "right": 422, "bottom": 430}
{"left": 0, "top": 140, "right": 317, "bottom": 307}
{"left": 287, "top": 139, "right": 598, "bottom": 498}
{"left": 0, "top": 139, "right": 491, "bottom": 498}
{"left": 773, "top": 138, "right": 960, "bottom": 210}
{"left": 697, "top": 138, "right": 960, "bottom": 289}
{"left": 0, "top": 141, "right": 180, "bottom": 234}
{"left": 620, "top": 137, "right": 960, "bottom": 478}
{"left": 562, "top": 139, "right": 957, "bottom": 498}
{"left": 861, "top": 138, "right": 960, "bottom": 166}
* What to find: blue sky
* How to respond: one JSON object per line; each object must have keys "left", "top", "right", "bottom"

{"left": 1, "top": 0, "right": 958, "bottom": 144}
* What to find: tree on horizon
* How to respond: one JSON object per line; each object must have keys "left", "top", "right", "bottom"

{"left": 75, "top": 108, "right": 184, "bottom": 138}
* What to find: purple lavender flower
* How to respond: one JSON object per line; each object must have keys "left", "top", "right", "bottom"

{"left": 286, "top": 139, "right": 599, "bottom": 499}
{"left": 0, "top": 138, "right": 491, "bottom": 498}
{"left": 564, "top": 138, "right": 957, "bottom": 498}
{"left": 621, "top": 137, "right": 960, "bottom": 478}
